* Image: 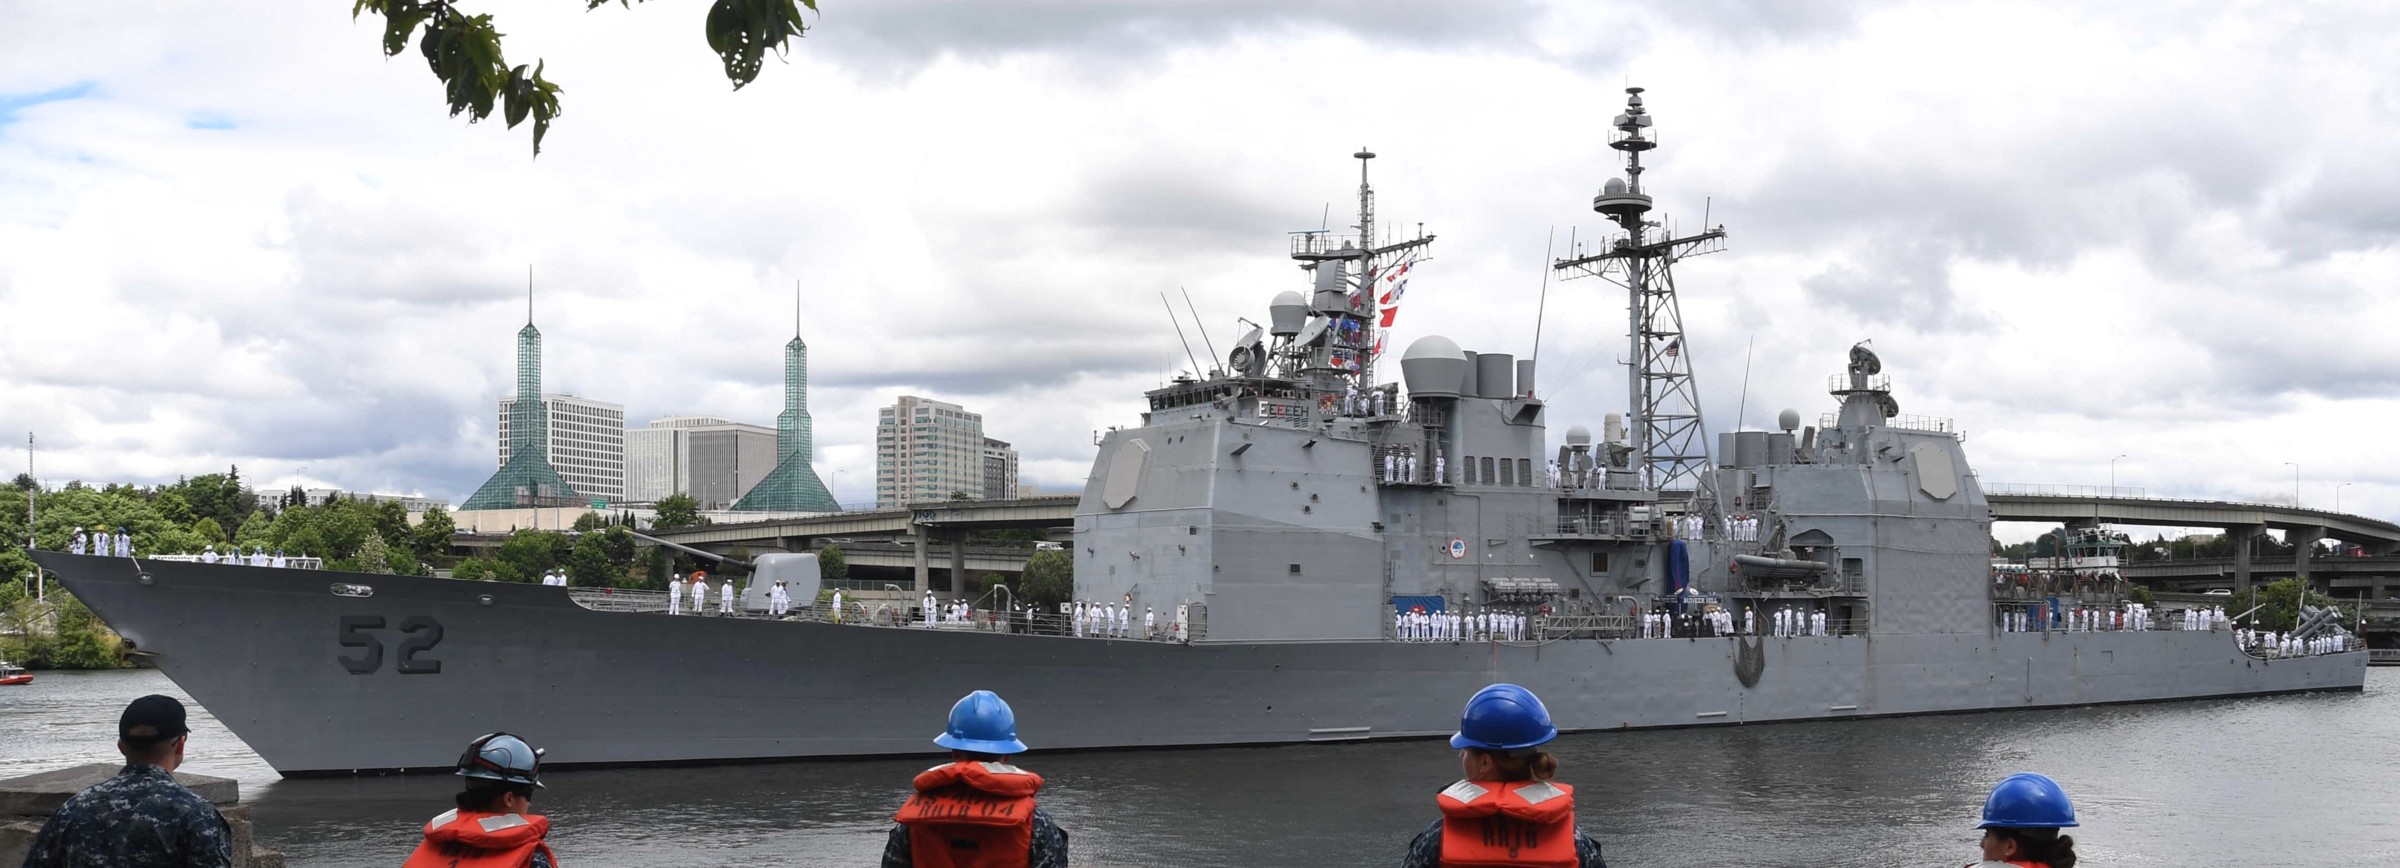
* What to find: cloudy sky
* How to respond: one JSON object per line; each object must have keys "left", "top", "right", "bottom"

{"left": 3, "top": 1, "right": 2397, "bottom": 538}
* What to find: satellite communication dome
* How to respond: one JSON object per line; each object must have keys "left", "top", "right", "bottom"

{"left": 1268, "top": 291, "right": 1308, "bottom": 336}
{"left": 1400, "top": 335, "right": 1467, "bottom": 399}
{"left": 1565, "top": 425, "right": 1592, "bottom": 446}
{"left": 1778, "top": 409, "right": 1801, "bottom": 432}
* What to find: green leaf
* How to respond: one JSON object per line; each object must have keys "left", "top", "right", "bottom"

{"left": 705, "top": 0, "right": 808, "bottom": 89}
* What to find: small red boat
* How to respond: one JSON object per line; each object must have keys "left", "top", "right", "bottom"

{"left": 0, "top": 661, "right": 30, "bottom": 685}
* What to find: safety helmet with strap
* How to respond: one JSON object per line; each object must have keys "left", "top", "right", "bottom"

{"left": 457, "top": 732, "right": 545, "bottom": 788}
{"left": 1450, "top": 683, "right": 1558, "bottom": 752}
{"left": 935, "top": 689, "right": 1030, "bottom": 754}
{"left": 1978, "top": 772, "right": 2076, "bottom": 828}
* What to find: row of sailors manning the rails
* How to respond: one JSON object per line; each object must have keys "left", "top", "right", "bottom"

{"left": 1997, "top": 601, "right": 2360, "bottom": 655}
{"left": 661, "top": 572, "right": 805, "bottom": 616}
{"left": 70, "top": 527, "right": 319, "bottom": 567}
{"left": 1399, "top": 604, "right": 1833, "bottom": 641}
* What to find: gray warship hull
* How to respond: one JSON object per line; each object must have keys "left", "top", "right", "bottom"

{"left": 30, "top": 551, "right": 2363, "bottom": 776}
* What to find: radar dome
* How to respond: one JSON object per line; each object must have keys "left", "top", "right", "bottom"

{"left": 1565, "top": 425, "right": 1592, "bottom": 446}
{"left": 1603, "top": 178, "right": 1627, "bottom": 195}
{"left": 1777, "top": 409, "right": 1800, "bottom": 432}
{"left": 1400, "top": 335, "right": 1467, "bottom": 399}
{"left": 1268, "top": 291, "right": 1308, "bottom": 336}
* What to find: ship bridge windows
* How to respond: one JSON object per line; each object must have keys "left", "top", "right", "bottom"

{"left": 1481, "top": 457, "right": 1495, "bottom": 484}
{"left": 1519, "top": 459, "right": 1532, "bottom": 487}
{"left": 1464, "top": 457, "right": 1477, "bottom": 484}
{"left": 1500, "top": 459, "right": 1515, "bottom": 486}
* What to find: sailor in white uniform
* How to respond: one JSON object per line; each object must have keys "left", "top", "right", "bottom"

{"left": 247, "top": 547, "right": 266, "bottom": 567}
{"left": 924, "top": 592, "right": 937, "bottom": 626}
{"left": 1384, "top": 453, "right": 1397, "bottom": 483}
{"left": 1404, "top": 454, "right": 1418, "bottom": 483}
{"left": 690, "top": 575, "right": 710, "bottom": 615}
{"left": 1114, "top": 603, "right": 1129, "bottom": 638}
{"left": 69, "top": 527, "right": 87, "bottom": 556}
{"left": 668, "top": 574, "right": 684, "bottom": 614}
{"left": 831, "top": 588, "right": 845, "bottom": 622}
{"left": 199, "top": 544, "right": 218, "bottom": 564}
{"left": 720, "top": 579, "right": 736, "bottom": 615}
{"left": 1145, "top": 606, "right": 1156, "bottom": 639}
{"left": 1435, "top": 456, "right": 1446, "bottom": 484}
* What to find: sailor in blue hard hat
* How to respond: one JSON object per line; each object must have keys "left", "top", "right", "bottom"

{"left": 402, "top": 732, "right": 560, "bottom": 868}
{"left": 1401, "top": 683, "right": 1607, "bottom": 868}
{"left": 1972, "top": 772, "right": 2080, "bottom": 868}
{"left": 882, "top": 690, "right": 1068, "bottom": 868}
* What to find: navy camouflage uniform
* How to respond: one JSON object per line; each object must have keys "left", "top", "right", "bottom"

{"left": 1399, "top": 818, "right": 1608, "bottom": 868}
{"left": 21, "top": 764, "right": 233, "bottom": 868}
{"left": 878, "top": 807, "right": 1069, "bottom": 868}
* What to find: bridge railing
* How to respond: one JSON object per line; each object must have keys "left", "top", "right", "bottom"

{"left": 1983, "top": 482, "right": 2149, "bottom": 499}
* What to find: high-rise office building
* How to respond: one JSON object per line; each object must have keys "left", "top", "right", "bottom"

{"left": 734, "top": 286, "right": 840, "bottom": 512}
{"left": 497, "top": 394, "right": 625, "bottom": 505}
{"left": 626, "top": 415, "right": 778, "bottom": 508}
{"left": 461, "top": 298, "right": 582, "bottom": 510}
{"left": 982, "top": 437, "right": 1020, "bottom": 501}
{"left": 878, "top": 396, "right": 1002, "bottom": 506}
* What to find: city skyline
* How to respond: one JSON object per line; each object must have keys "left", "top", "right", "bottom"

{"left": 4, "top": 2, "right": 2397, "bottom": 539}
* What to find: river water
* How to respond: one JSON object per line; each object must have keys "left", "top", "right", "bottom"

{"left": 3, "top": 668, "right": 2394, "bottom": 866}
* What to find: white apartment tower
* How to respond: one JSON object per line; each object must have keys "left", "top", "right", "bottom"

{"left": 498, "top": 394, "right": 626, "bottom": 505}
{"left": 878, "top": 396, "right": 1008, "bottom": 506}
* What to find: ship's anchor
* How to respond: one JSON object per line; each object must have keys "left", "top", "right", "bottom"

{"left": 1734, "top": 636, "right": 1766, "bottom": 688}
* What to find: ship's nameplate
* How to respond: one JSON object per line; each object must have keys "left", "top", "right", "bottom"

{"left": 1258, "top": 398, "right": 1311, "bottom": 429}
{"left": 1103, "top": 438, "right": 1149, "bottom": 509}
{"left": 1910, "top": 443, "right": 1957, "bottom": 500}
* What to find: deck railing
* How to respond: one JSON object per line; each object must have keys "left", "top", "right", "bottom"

{"left": 565, "top": 589, "right": 1205, "bottom": 641}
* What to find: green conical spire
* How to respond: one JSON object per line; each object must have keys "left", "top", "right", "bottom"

{"left": 462, "top": 275, "right": 579, "bottom": 510}
{"left": 735, "top": 282, "right": 838, "bottom": 512}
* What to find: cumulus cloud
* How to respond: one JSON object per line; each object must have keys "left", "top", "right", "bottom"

{"left": 2, "top": 0, "right": 2397, "bottom": 528}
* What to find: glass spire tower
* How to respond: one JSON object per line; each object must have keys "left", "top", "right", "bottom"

{"left": 734, "top": 286, "right": 839, "bottom": 512}
{"left": 461, "top": 294, "right": 580, "bottom": 510}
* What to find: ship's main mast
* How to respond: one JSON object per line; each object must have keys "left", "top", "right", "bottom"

{"left": 1290, "top": 149, "right": 1433, "bottom": 396}
{"left": 1554, "top": 87, "right": 1727, "bottom": 492}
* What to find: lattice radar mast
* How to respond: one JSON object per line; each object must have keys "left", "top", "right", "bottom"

{"left": 1552, "top": 87, "right": 1728, "bottom": 493}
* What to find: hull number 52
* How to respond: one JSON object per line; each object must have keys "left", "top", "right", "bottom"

{"left": 336, "top": 615, "right": 445, "bottom": 675}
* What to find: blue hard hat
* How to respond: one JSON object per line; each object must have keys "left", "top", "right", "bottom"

{"left": 1450, "top": 683, "right": 1559, "bottom": 752}
{"left": 457, "top": 732, "right": 545, "bottom": 789}
{"left": 934, "top": 690, "right": 1029, "bottom": 755}
{"left": 1978, "top": 772, "right": 2077, "bottom": 829}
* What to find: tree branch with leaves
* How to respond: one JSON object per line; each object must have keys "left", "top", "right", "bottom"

{"left": 352, "top": 0, "right": 815, "bottom": 156}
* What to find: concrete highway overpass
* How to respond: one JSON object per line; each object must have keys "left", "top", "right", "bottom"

{"left": 1985, "top": 484, "right": 2400, "bottom": 594}
{"left": 647, "top": 495, "right": 1077, "bottom": 593}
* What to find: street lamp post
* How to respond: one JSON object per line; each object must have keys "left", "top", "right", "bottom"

{"left": 2284, "top": 462, "right": 2300, "bottom": 509}
{"left": 2110, "top": 454, "right": 2128, "bottom": 497}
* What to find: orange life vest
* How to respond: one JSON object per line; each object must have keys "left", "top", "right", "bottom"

{"left": 1436, "top": 779, "right": 1578, "bottom": 868}
{"left": 402, "top": 809, "right": 558, "bottom": 868}
{"left": 893, "top": 761, "right": 1044, "bottom": 868}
